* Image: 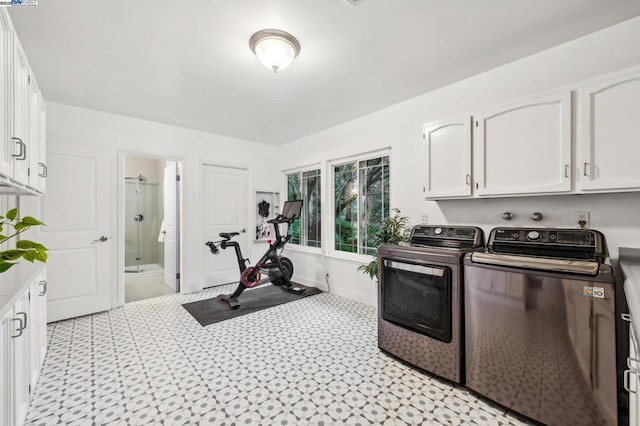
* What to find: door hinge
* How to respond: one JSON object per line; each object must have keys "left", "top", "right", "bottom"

{"left": 589, "top": 315, "right": 594, "bottom": 330}
{"left": 176, "top": 273, "right": 181, "bottom": 279}
{"left": 28, "top": 75, "right": 31, "bottom": 85}
{"left": 475, "top": 120, "right": 478, "bottom": 127}
{"left": 176, "top": 175, "right": 181, "bottom": 181}
{"left": 422, "top": 133, "right": 425, "bottom": 140}
{"left": 27, "top": 167, "right": 30, "bottom": 177}
{"left": 28, "top": 384, "right": 31, "bottom": 394}
{"left": 28, "top": 292, "right": 31, "bottom": 301}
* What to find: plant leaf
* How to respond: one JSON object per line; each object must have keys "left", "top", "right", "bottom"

{"left": 0, "top": 261, "right": 15, "bottom": 273}
{"left": 5, "top": 208, "right": 17, "bottom": 221}
{"left": 35, "top": 250, "right": 48, "bottom": 263}
{"left": 17, "top": 240, "right": 37, "bottom": 249}
{"left": 22, "top": 216, "right": 44, "bottom": 226}
{"left": 23, "top": 251, "right": 36, "bottom": 263}
{"left": 0, "top": 250, "right": 23, "bottom": 261}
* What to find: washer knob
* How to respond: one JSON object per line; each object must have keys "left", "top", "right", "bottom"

{"left": 434, "top": 227, "right": 443, "bottom": 235}
{"left": 527, "top": 230, "right": 541, "bottom": 241}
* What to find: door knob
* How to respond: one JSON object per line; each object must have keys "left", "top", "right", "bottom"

{"left": 92, "top": 236, "right": 109, "bottom": 243}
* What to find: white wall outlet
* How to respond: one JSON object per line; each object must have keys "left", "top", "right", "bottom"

{"left": 421, "top": 213, "right": 428, "bottom": 224}
{"left": 575, "top": 211, "right": 590, "bottom": 229}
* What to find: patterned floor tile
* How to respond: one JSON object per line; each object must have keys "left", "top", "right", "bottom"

{"left": 24, "top": 287, "right": 533, "bottom": 425}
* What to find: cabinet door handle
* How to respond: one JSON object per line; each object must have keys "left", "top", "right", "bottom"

{"left": 625, "top": 369, "right": 638, "bottom": 394}
{"left": 16, "top": 311, "right": 27, "bottom": 330}
{"left": 11, "top": 317, "right": 24, "bottom": 338}
{"left": 583, "top": 162, "right": 590, "bottom": 177}
{"left": 465, "top": 174, "right": 471, "bottom": 185}
{"left": 38, "top": 162, "right": 48, "bottom": 177}
{"left": 622, "top": 313, "right": 632, "bottom": 322}
{"left": 39, "top": 280, "right": 47, "bottom": 296}
{"left": 12, "top": 137, "right": 26, "bottom": 161}
{"left": 564, "top": 164, "right": 570, "bottom": 178}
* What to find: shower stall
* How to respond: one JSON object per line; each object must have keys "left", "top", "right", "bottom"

{"left": 124, "top": 173, "right": 164, "bottom": 274}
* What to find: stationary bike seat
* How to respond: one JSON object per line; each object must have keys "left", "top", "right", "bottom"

{"left": 219, "top": 232, "right": 239, "bottom": 239}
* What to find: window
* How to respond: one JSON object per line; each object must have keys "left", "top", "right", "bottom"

{"left": 333, "top": 155, "right": 389, "bottom": 255}
{"left": 286, "top": 168, "right": 321, "bottom": 248}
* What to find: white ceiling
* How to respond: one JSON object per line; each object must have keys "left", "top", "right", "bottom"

{"left": 9, "top": 0, "right": 640, "bottom": 145}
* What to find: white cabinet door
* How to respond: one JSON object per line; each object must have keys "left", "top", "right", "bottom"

{"left": 12, "top": 293, "right": 30, "bottom": 426}
{"left": 423, "top": 116, "right": 472, "bottom": 199}
{"left": 37, "top": 99, "right": 46, "bottom": 193}
{"left": 12, "top": 38, "right": 30, "bottom": 186}
{"left": 475, "top": 91, "right": 572, "bottom": 196}
{"left": 28, "top": 79, "right": 40, "bottom": 190}
{"left": 29, "top": 271, "right": 47, "bottom": 392}
{"left": 0, "top": 309, "right": 11, "bottom": 426}
{"left": 579, "top": 69, "right": 640, "bottom": 192}
{"left": 0, "top": 9, "right": 14, "bottom": 178}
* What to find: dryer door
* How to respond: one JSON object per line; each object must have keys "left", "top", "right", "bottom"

{"left": 380, "top": 259, "right": 452, "bottom": 343}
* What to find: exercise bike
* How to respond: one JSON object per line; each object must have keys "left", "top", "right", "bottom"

{"left": 205, "top": 200, "right": 305, "bottom": 310}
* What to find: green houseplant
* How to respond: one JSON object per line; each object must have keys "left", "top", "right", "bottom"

{"left": 0, "top": 208, "right": 48, "bottom": 273}
{"left": 357, "top": 209, "right": 409, "bottom": 279}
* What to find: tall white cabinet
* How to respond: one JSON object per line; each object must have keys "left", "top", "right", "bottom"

{"left": 578, "top": 69, "right": 640, "bottom": 192}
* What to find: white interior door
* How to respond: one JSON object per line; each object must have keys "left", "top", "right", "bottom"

{"left": 163, "top": 162, "right": 179, "bottom": 291}
{"left": 202, "top": 164, "right": 247, "bottom": 288}
{"left": 22, "top": 150, "right": 111, "bottom": 322}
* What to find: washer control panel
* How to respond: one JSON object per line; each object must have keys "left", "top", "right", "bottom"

{"left": 410, "top": 225, "right": 485, "bottom": 249}
{"left": 487, "top": 228, "right": 606, "bottom": 253}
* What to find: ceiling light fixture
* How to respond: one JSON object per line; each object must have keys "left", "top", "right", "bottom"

{"left": 249, "top": 29, "right": 301, "bottom": 73}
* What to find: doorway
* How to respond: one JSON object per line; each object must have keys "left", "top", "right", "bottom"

{"left": 123, "top": 154, "right": 181, "bottom": 303}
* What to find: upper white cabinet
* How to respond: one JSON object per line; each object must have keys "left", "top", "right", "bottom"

{"left": 12, "top": 38, "right": 30, "bottom": 186}
{"left": 474, "top": 91, "right": 572, "bottom": 197}
{"left": 0, "top": 8, "right": 46, "bottom": 195}
{"left": 578, "top": 69, "right": 640, "bottom": 192}
{"left": 422, "top": 116, "right": 472, "bottom": 199}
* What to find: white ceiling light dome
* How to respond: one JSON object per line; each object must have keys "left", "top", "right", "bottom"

{"left": 249, "top": 29, "right": 301, "bottom": 73}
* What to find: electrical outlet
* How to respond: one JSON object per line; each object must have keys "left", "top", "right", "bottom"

{"left": 575, "top": 211, "right": 590, "bottom": 229}
{"left": 421, "top": 213, "right": 428, "bottom": 224}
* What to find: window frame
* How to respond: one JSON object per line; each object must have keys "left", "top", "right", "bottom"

{"left": 282, "top": 163, "right": 323, "bottom": 254}
{"left": 328, "top": 148, "right": 391, "bottom": 263}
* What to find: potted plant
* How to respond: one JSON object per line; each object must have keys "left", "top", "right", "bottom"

{"left": 0, "top": 208, "right": 48, "bottom": 273}
{"left": 357, "top": 208, "right": 409, "bottom": 279}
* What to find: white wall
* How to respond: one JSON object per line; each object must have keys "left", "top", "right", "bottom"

{"left": 278, "top": 16, "right": 640, "bottom": 307}
{"left": 44, "top": 102, "right": 279, "bottom": 306}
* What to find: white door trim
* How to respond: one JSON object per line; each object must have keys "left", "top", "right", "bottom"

{"left": 116, "top": 150, "right": 184, "bottom": 307}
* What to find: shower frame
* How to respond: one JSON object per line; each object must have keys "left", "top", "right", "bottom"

{"left": 124, "top": 174, "right": 146, "bottom": 273}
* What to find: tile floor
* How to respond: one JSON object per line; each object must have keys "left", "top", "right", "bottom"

{"left": 26, "top": 285, "right": 531, "bottom": 425}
